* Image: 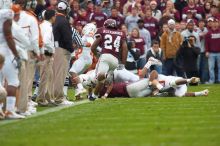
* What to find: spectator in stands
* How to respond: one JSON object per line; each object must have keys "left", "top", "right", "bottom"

{"left": 127, "top": 0, "right": 145, "bottom": 17}
{"left": 174, "top": 0, "right": 188, "bottom": 17}
{"left": 196, "top": 19, "right": 209, "bottom": 83}
{"left": 90, "top": 4, "right": 107, "bottom": 28}
{"left": 121, "top": 24, "right": 130, "bottom": 38}
{"left": 144, "top": 9, "right": 159, "bottom": 40}
{"left": 162, "top": 0, "right": 180, "bottom": 22}
{"left": 123, "top": 0, "right": 133, "bottom": 17}
{"left": 137, "top": 19, "right": 151, "bottom": 52}
{"left": 108, "top": 6, "right": 124, "bottom": 29}
{"left": 69, "top": 0, "right": 80, "bottom": 21}
{"left": 158, "top": 23, "right": 169, "bottom": 41}
{"left": 47, "top": 0, "right": 57, "bottom": 10}
{"left": 129, "top": 28, "right": 146, "bottom": 70}
{"left": 205, "top": 18, "right": 220, "bottom": 84}
{"left": 182, "top": 0, "right": 203, "bottom": 21}
{"left": 181, "top": 19, "right": 201, "bottom": 49}
{"left": 146, "top": 40, "right": 163, "bottom": 73}
{"left": 101, "top": 0, "right": 113, "bottom": 17}
{"left": 179, "top": 21, "right": 187, "bottom": 32}
{"left": 75, "top": 8, "right": 89, "bottom": 27}
{"left": 125, "top": 6, "right": 140, "bottom": 33}
{"left": 210, "top": 5, "right": 220, "bottom": 20}
{"left": 114, "top": 0, "right": 123, "bottom": 17}
{"left": 160, "top": 19, "right": 184, "bottom": 77}
{"left": 150, "top": 0, "right": 162, "bottom": 21}
{"left": 203, "top": 2, "right": 212, "bottom": 19}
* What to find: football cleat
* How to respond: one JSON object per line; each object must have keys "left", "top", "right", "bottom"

{"left": 201, "top": 89, "right": 209, "bottom": 96}
{"left": 148, "top": 57, "right": 162, "bottom": 66}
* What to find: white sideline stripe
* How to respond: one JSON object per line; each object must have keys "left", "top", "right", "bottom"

{"left": 0, "top": 100, "right": 90, "bottom": 127}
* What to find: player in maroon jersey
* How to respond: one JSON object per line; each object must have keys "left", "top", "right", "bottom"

{"left": 90, "top": 19, "right": 128, "bottom": 100}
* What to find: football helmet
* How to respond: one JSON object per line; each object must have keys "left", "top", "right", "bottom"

{"left": 103, "top": 19, "right": 117, "bottom": 29}
{"left": 82, "top": 23, "right": 97, "bottom": 36}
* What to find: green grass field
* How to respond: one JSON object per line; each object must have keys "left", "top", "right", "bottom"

{"left": 0, "top": 84, "right": 220, "bottom": 146}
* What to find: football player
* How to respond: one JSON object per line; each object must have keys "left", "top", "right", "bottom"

{"left": 141, "top": 59, "right": 209, "bottom": 97}
{"left": 69, "top": 23, "right": 97, "bottom": 97}
{"left": 0, "top": 0, "right": 25, "bottom": 119}
{"left": 90, "top": 18, "right": 128, "bottom": 100}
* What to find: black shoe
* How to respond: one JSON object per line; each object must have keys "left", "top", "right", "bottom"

{"left": 88, "top": 95, "right": 96, "bottom": 101}
{"left": 31, "top": 94, "right": 38, "bottom": 102}
{"left": 154, "top": 92, "right": 169, "bottom": 97}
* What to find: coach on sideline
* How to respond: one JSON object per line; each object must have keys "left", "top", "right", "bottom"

{"left": 52, "top": 0, "right": 74, "bottom": 105}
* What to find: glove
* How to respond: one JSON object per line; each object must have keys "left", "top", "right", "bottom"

{"left": 13, "top": 56, "right": 22, "bottom": 69}
{"left": 117, "top": 64, "right": 125, "bottom": 70}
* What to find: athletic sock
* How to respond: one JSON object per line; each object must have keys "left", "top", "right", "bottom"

{"left": 63, "top": 86, "right": 68, "bottom": 97}
{"left": 33, "top": 86, "right": 39, "bottom": 95}
{"left": 6, "top": 96, "right": 16, "bottom": 112}
{"left": 195, "top": 91, "right": 202, "bottom": 96}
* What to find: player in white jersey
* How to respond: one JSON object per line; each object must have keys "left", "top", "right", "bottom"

{"left": 0, "top": 0, "right": 25, "bottom": 119}
{"left": 69, "top": 23, "right": 97, "bottom": 97}
{"left": 141, "top": 58, "right": 209, "bottom": 97}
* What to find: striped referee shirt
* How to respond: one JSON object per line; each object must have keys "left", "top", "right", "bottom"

{"left": 72, "top": 27, "right": 83, "bottom": 48}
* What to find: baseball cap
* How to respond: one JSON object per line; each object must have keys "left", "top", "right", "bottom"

{"left": 207, "top": 17, "right": 214, "bottom": 22}
{"left": 186, "top": 19, "right": 194, "bottom": 25}
{"left": 168, "top": 19, "right": 175, "bottom": 25}
{"left": 57, "top": 1, "right": 67, "bottom": 10}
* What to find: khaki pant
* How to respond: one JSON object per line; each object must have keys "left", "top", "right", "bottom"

{"left": 17, "top": 60, "right": 28, "bottom": 112}
{"left": 27, "top": 52, "right": 37, "bottom": 98}
{"left": 37, "top": 56, "right": 54, "bottom": 103}
{"left": 52, "top": 48, "right": 70, "bottom": 103}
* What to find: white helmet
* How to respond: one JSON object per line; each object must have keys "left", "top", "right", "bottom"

{"left": 82, "top": 23, "right": 97, "bottom": 37}
{"left": 0, "top": 0, "right": 12, "bottom": 9}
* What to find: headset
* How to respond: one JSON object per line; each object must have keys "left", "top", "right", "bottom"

{"left": 57, "top": 0, "right": 70, "bottom": 14}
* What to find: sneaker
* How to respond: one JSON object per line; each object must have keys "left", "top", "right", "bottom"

{"left": 75, "top": 88, "right": 87, "bottom": 97}
{"left": 27, "top": 106, "right": 37, "bottom": 114}
{"left": 148, "top": 57, "right": 162, "bottom": 66}
{"left": 58, "top": 100, "right": 74, "bottom": 105}
{"left": 190, "top": 77, "right": 200, "bottom": 84}
{"left": 5, "top": 111, "right": 25, "bottom": 119}
{"left": 28, "top": 100, "right": 38, "bottom": 107}
{"left": 201, "top": 89, "right": 209, "bottom": 96}
{"left": 19, "top": 111, "right": 32, "bottom": 116}
{"left": 0, "top": 109, "right": 5, "bottom": 120}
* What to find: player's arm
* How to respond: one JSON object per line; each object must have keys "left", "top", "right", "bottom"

{"left": 101, "top": 83, "right": 113, "bottom": 99}
{"left": 121, "top": 40, "right": 128, "bottom": 65}
{"left": 3, "top": 19, "right": 18, "bottom": 58}
{"left": 91, "top": 36, "right": 101, "bottom": 56}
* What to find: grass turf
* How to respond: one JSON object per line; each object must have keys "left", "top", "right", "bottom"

{"left": 0, "top": 84, "right": 220, "bottom": 146}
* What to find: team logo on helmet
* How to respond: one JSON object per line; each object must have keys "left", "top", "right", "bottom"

{"left": 103, "top": 19, "right": 117, "bottom": 29}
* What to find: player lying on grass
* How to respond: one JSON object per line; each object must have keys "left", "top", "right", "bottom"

{"left": 141, "top": 61, "right": 209, "bottom": 97}
{"left": 97, "top": 57, "right": 209, "bottom": 98}
{"left": 72, "top": 67, "right": 141, "bottom": 99}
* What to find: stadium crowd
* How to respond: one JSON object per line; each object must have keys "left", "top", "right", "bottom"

{"left": 0, "top": 0, "right": 219, "bottom": 120}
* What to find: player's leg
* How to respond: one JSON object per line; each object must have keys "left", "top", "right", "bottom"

{"left": 126, "top": 79, "right": 152, "bottom": 97}
{"left": 174, "top": 85, "right": 187, "bottom": 97}
{"left": 185, "top": 89, "right": 209, "bottom": 97}
{"left": 114, "top": 68, "right": 139, "bottom": 82}
{"left": 3, "top": 57, "right": 25, "bottom": 119}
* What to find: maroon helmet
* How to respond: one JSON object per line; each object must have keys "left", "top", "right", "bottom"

{"left": 103, "top": 19, "right": 117, "bottom": 29}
